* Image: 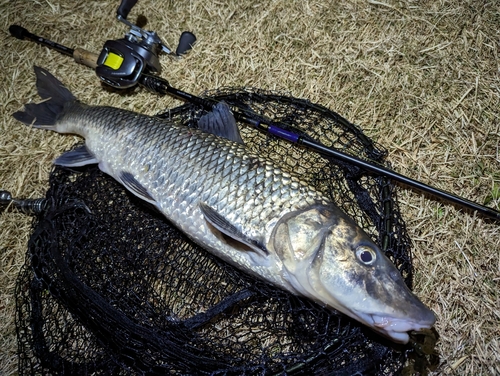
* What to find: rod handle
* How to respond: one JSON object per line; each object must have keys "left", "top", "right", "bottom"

{"left": 73, "top": 48, "right": 99, "bottom": 69}
{"left": 9, "top": 24, "right": 29, "bottom": 40}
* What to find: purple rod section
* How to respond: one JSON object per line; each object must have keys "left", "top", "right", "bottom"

{"left": 268, "top": 125, "right": 300, "bottom": 143}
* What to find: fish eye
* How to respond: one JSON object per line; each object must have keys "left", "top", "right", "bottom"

{"left": 356, "top": 246, "right": 376, "bottom": 265}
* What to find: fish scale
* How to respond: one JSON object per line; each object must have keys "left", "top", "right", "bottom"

{"left": 77, "top": 104, "right": 324, "bottom": 282}
{"left": 13, "top": 67, "right": 436, "bottom": 344}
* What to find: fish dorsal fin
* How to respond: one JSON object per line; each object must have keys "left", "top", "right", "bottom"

{"left": 197, "top": 102, "right": 244, "bottom": 144}
{"left": 199, "top": 202, "right": 267, "bottom": 257}
{"left": 119, "top": 171, "right": 156, "bottom": 205}
{"left": 55, "top": 145, "right": 99, "bottom": 167}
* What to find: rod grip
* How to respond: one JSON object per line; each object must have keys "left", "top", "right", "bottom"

{"left": 9, "top": 24, "right": 29, "bottom": 40}
{"left": 73, "top": 48, "right": 99, "bottom": 69}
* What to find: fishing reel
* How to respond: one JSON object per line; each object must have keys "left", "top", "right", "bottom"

{"left": 96, "top": 0, "right": 196, "bottom": 88}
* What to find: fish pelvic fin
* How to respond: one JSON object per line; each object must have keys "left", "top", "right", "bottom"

{"left": 12, "top": 66, "right": 77, "bottom": 130}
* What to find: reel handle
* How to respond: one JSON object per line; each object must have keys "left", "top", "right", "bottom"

{"left": 176, "top": 31, "right": 197, "bottom": 56}
{"left": 117, "top": 0, "right": 138, "bottom": 19}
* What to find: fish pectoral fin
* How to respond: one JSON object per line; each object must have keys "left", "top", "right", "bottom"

{"left": 197, "top": 102, "right": 244, "bottom": 144}
{"left": 199, "top": 202, "right": 268, "bottom": 257}
{"left": 55, "top": 145, "right": 99, "bottom": 167}
{"left": 119, "top": 171, "right": 156, "bottom": 205}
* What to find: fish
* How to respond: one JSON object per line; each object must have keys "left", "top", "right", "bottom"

{"left": 13, "top": 66, "right": 435, "bottom": 343}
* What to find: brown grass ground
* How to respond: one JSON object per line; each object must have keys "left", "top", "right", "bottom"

{"left": 1, "top": 0, "right": 499, "bottom": 374}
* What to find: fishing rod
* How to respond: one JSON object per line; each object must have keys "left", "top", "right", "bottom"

{"left": 129, "top": 73, "right": 500, "bottom": 223}
{"left": 8, "top": 23, "right": 500, "bottom": 222}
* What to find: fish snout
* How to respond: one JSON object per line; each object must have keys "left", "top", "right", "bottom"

{"left": 359, "top": 267, "right": 436, "bottom": 343}
{"left": 369, "top": 305, "right": 436, "bottom": 343}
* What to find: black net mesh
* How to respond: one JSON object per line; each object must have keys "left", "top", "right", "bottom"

{"left": 15, "top": 88, "right": 433, "bottom": 375}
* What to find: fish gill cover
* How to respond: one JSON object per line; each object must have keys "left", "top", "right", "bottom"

{"left": 15, "top": 87, "right": 437, "bottom": 375}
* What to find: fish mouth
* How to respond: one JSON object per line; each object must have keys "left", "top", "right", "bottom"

{"left": 354, "top": 311, "right": 436, "bottom": 344}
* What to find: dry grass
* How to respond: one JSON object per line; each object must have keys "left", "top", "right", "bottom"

{"left": 1, "top": 0, "right": 499, "bottom": 374}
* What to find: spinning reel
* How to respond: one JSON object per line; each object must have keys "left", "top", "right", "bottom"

{"left": 96, "top": 0, "right": 196, "bottom": 88}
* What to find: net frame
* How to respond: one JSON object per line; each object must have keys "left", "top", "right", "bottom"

{"left": 15, "top": 88, "right": 433, "bottom": 375}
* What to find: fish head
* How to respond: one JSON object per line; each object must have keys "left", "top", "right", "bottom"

{"left": 271, "top": 204, "right": 435, "bottom": 344}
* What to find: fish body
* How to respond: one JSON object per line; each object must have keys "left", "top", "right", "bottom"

{"left": 14, "top": 67, "right": 435, "bottom": 343}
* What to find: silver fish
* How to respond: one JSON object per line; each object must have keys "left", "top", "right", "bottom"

{"left": 13, "top": 67, "right": 435, "bottom": 343}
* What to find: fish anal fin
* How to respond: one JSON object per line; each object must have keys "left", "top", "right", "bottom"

{"left": 55, "top": 145, "right": 98, "bottom": 167}
{"left": 119, "top": 171, "right": 156, "bottom": 205}
{"left": 199, "top": 202, "right": 268, "bottom": 257}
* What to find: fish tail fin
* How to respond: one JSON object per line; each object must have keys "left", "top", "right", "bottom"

{"left": 13, "top": 66, "right": 77, "bottom": 130}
